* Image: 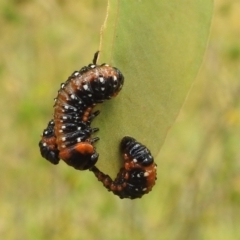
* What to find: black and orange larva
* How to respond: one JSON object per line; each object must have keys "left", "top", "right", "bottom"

{"left": 39, "top": 52, "right": 124, "bottom": 170}
{"left": 90, "top": 136, "right": 157, "bottom": 199}
{"left": 39, "top": 52, "right": 157, "bottom": 199}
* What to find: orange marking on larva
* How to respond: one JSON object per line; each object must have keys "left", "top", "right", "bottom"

{"left": 82, "top": 116, "right": 88, "bottom": 122}
{"left": 54, "top": 109, "right": 64, "bottom": 118}
{"left": 97, "top": 173, "right": 103, "bottom": 181}
{"left": 103, "top": 178, "right": 110, "bottom": 186}
{"left": 54, "top": 124, "right": 62, "bottom": 133}
{"left": 42, "top": 136, "right": 56, "bottom": 147}
{"left": 110, "top": 184, "right": 116, "bottom": 191}
{"left": 124, "top": 172, "right": 129, "bottom": 180}
{"left": 123, "top": 153, "right": 129, "bottom": 161}
{"left": 82, "top": 107, "right": 94, "bottom": 122}
{"left": 71, "top": 82, "right": 79, "bottom": 92}
{"left": 117, "top": 185, "right": 122, "bottom": 191}
{"left": 54, "top": 121, "right": 63, "bottom": 127}
{"left": 59, "top": 142, "right": 94, "bottom": 161}
{"left": 144, "top": 165, "right": 157, "bottom": 190}
{"left": 56, "top": 91, "right": 69, "bottom": 102}
{"left": 74, "top": 142, "right": 94, "bottom": 155}
{"left": 59, "top": 148, "right": 71, "bottom": 161}
{"left": 124, "top": 162, "right": 131, "bottom": 170}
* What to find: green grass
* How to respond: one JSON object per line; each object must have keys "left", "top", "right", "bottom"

{"left": 0, "top": 0, "right": 240, "bottom": 239}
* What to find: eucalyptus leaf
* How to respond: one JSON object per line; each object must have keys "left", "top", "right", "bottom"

{"left": 92, "top": 0, "right": 213, "bottom": 177}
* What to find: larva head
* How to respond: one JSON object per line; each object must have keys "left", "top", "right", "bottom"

{"left": 113, "top": 67, "right": 124, "bottom": 94}
{"left": 39, "top": 120, "right": 60, "bottom": 165}
{"left": 39, "top": 140, "right": 60, "bottom": 165}
{"left": 121, "top": 136, "right": 154, "bottom": 167}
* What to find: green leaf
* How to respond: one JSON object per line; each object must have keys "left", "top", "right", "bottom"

{"left": 93, "top": 0, "right": 213, "bottom": 177}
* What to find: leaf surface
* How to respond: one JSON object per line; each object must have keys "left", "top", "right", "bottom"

{"left": 93, "top": 0, "right": 213, "bottom": 176}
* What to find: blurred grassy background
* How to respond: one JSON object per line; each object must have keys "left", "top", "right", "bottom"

{"left": 0, "top": 0, "right": 240, "bottom": 239}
